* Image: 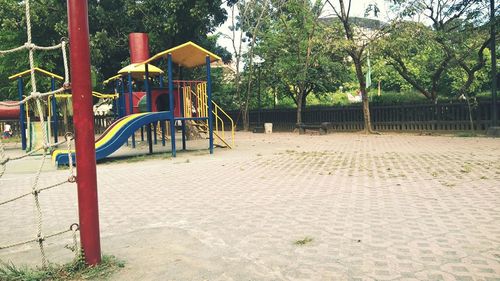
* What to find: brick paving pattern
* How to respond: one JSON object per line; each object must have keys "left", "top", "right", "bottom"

{"left": 0, "top": 132, "right": 499, "bottom": 280}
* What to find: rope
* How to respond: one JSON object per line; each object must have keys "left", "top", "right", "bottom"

{"left": 0, "top": 45, "right": 27, "bottom": 55}
{"left": 0, "top": 224, "right": 78, "bottom": 251}
{"left": 67, "top": 223, "right": 81, "bottom": 260}
{"left": 61, "top": 40, "right": 70, "bottom": 85}
{"left": 0, "top": 88, "right": 65, "bottom": 107}
{"left": 0, "top": 135, "right": 72, "bottom": 166}
{"left": 25, "top": 0, "right": 37, "bottom": 94}
{"left": 0, "top": 0, "right": 78, "bottom": 267}
{"left": 0, "top": 43, "right": 64, "bottom": 55}
{"left": 0, "top": 178, "right": 74, "bottom": 206}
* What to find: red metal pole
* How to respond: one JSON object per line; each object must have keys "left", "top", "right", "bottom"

{"left": 67, "top": 0, "right": 101, "bottom": 265}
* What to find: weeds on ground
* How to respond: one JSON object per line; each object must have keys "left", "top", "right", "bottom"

{"left": 0, "top": 137, "right": 21, "bottom": 144}
{"left": 294, "top": 237, "right": 313, "bottom": 246}
{"left": 460, "top": 164, "right": 472, "bottom": 173}
{"left": 0, "top": 254, "right": 124, "bottom": 281}
{"left": 456, "top": 131, "right": 478, "bottom": 137}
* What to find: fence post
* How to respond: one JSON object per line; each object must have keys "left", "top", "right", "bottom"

{"left": 17, "top": 77, "right": 27, "bottom": 150}
{"left": 67, "top": 0, "right": 101, "bottom": 266}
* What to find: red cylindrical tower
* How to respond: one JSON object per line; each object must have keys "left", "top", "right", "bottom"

{"left": 129, "top": 33, "right": 150, "bottom": 63}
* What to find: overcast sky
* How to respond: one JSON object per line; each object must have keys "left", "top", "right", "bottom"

{"left": 214, "top": 0, "right": 391, "bottom": 56}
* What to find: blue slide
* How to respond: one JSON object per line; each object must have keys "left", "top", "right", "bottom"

{"left": 52, "top": 111, "right": 171, "bottom": 165}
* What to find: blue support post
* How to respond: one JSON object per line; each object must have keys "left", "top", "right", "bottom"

{"left": 51, "top": 77, "right": 58, "bottom": 143}
{"left": 114, "top": 80, "right": 120, "bottom": 117}
{"left": 178, "top": 67, "right": 186, "bottom": 150}
{"left": 127, "top": 73, "right": 135, "bottom": 148}
{"left": 168, "top": 54, "right": 176, "bottom": 157}
{"left": 119, "top": 78, "right": 129, "bottom": 146}
{"left": 145, "top": 64, "right": 153, "bottom": 154}
{"left": 206, "top": 56, "right": 214, "bottom": 154}
{"left": 18, "top": 78, "right": 27, "bottom": 150}
{"left": 161, "top": 121, "right": 166, "bottom": 146}
{"left": 120, "top": 78, "right": 126, "bottom": 117}
{"left": 153, "top": 122, "right": 157, "bottom": 145}
{"left": 179, "top": 84, "right": 186, "bottom": 150}
{"left": 159, "top": 74, "right": 164, "bottom": 88}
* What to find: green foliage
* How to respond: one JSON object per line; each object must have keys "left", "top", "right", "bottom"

{"left": 0, "top": 0, "right": 67, "bottom": 99}
{"left": 0, "top": 0, "right": 228, "bottom": 100}
{"left": 0, "top": 254, "right": 124, "bottom": 281}
{"left": 381, "top": 0, "right": 492, "bottom": 102}
{"left": 294, "top": 236, "right": 313, "bottom": 246}
{"left": 211, "top": 68, "right": 238, "bottom": 110}
{"left": 254, "top": 0, "right": 347, "bottom": 110}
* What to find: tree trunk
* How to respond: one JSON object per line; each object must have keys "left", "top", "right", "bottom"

{"left": 362, "top": 94, "right": 372, "bottom": 133}
{"left": 301, "top": 93, "right": 307, "bottom": 115}
{"left": 465, "top": 95, "right": 475, "bottom": 132}
{"left": 242, "top": 107, "right": 250, "bottom": 131}
{"left": 296, "top": 93, "right": 303, "bottom": 124}
{"left": 353, "top": 58, "right": 373, "bottom": 133}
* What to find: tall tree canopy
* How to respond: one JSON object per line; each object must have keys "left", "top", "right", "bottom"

{"left": 381, "top": 0, "right": 494, "bottom": 103}
{"left": 255, "top": 0, "right": 345, "bottom": 124}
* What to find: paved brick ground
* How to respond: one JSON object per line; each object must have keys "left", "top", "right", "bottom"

{"left": 1, "top": 132, "right": 499, "bottom": 280}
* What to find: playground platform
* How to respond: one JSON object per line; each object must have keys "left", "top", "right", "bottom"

{"left": 0, "top": 132, "right": 499, "bottom": 280}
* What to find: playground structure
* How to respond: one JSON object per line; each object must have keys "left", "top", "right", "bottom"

{"left": 1, "top": 67, "right": 117, "bottom": 151}
{"left": 53, "top": 33, "right": 234, "bottom": 165}
{"left": 0, "top": 1, "right": 234, "bottom": 266}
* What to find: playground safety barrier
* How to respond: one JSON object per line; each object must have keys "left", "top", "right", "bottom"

{"left": 182, "top": 82, "right": 234, "bottom": 148}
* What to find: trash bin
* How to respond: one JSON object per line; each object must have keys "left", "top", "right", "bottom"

{"left": 264, "top": 123, "right": 273, "bottom": 134}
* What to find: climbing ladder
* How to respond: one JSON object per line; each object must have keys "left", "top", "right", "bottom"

{"left": 182, "top": 82, "right": 234, "bottom": 148}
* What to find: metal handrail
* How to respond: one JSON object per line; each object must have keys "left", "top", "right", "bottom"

{"left": 185, "top": 83, "right": 235, "bottom": 148}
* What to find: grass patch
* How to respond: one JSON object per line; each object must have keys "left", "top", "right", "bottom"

{"left": 455, "top": 131, "right": 478, "bottom": 137}
{"left": 294, "top": 236, "right": 313, "bottom": 246}
{"left": 0, "top": 254, "right": 124, "bottom": 281}
{"left": 460, "top": 164, "right": 472, "bottom": 173}
{"left": 0, "top": 137, "right": 21, "bottom": 144}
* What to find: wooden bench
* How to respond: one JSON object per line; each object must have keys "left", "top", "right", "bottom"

{"left": 296, "top": 122, "right": 331, "bottom": 135}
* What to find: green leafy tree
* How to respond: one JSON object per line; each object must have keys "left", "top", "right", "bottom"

{"left": 224, "top": 0, "right": 271, "bottom": 130}
{"left": 325, "top": 0, "right": 388, "bottom": 133}
{"left": 378, "top": 21, "right": 451, "bottom": 102}
{"left": 383, "top": 0, "right": 492, "bottom": 104}
{"left": 256, "top": 0, "right": 343, "bottom": 124}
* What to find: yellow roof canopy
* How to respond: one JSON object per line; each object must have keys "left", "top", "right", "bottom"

{"left": 118, "top": 63, "right": 164, "bottom": 79}
{"left": 8, "top": 67, "right": 63, "bottom": 81}
{"left": 142, "top": 41, "right": 221, "bottom": 68}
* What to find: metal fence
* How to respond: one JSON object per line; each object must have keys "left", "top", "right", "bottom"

{"left": 1, "top": 101, "right": 498, "bottom": 137}
{"left": 228, "top": 101, "right": 500, "bottom": 132}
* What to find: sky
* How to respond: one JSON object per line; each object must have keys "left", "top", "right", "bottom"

{"left": 214, "top": 0, "right": 391, "bottom": 57}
